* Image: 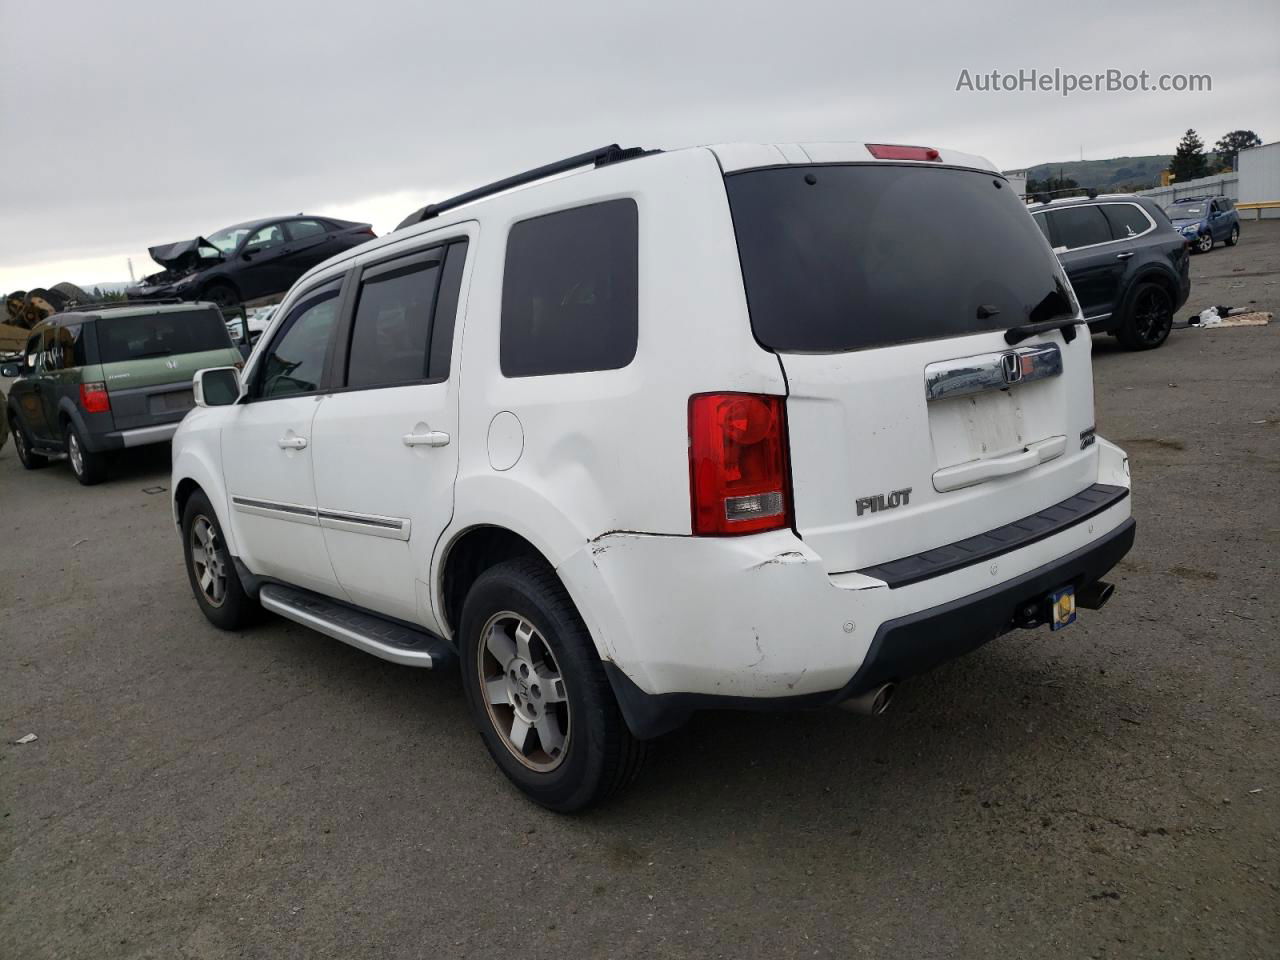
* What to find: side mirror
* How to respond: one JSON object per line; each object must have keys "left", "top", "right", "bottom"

{"left": 1, "top": 364, "right": 18, "bottom": 378}
{"left": 193, "top": 367, "right": 242, "bottom": 407}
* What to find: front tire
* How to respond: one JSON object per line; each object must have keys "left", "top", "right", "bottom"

{"left": 460, "top": 558, "right": 646, "bottom": 812}
{"left": 1115, "top": 281, "right": 1174, "bottom": 351}
{"left": 201, "top": 281, "right": 239, "bottom": 310}
{"left": 181, "top": 490, "right": 259, "bottom": 630}
{"left": 11, "top": 417, "right": 49, "bottom": 470}
{"left": 1195, "top": 231, "right": 1213, "bottom": 253}
{"left": 66, "top": 423, "right": 108, "bottom": 485}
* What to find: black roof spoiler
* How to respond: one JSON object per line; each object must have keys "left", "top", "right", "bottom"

{"left": 395, "top": 143, "right": 661, "bottom": 231}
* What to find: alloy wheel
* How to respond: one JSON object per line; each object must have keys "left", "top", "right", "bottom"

{"left": 1197, "top": 232, "right": 1213, "bottom": 253}
{"left": 14, "top": 425, "right": 28, "bottom": 462}
{"left": 189, "top": 515, "right": 228, "bottom": 607}
{"left": 68, "top": 432, "right": 84, "bottom": 476}
{"left": 478, "top": 611, "right": 570, "bottom": 772}
{"left": 1132, "top": 287, "right": 1173, "bottom": 345}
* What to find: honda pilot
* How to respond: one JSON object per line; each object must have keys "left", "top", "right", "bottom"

{"left": 171, "top": 142, "right": 1135, "bottom": 811}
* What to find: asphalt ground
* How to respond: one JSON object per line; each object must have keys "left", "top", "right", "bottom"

{"left": 2, "top": 223, "right": 1277, "bottom": 959}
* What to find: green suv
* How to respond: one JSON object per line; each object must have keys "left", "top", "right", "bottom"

{"left": 2, "top": 301, "right": 242, "bottom": 485}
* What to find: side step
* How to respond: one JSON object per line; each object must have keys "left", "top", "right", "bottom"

{"left": 259, "top": 583, "right": 454, "bottom": 668}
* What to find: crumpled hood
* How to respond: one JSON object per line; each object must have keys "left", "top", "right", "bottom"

{"left": 148, "top": 237, "right": 222, "bottom": 272}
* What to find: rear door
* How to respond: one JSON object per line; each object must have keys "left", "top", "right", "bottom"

{"left": 724, "top": 161, "right": 1097, "bottom": 575}
{"left": 97, "top": 307, "right": 239, "bottom": 430}
{"left": 308, "top": 236, "right": 470, "bottom": 627}
{"left": 282, "top": 219, "right": 334, "bottom": 272}
{"left": 222, "top": 279, "right": 346, "bottom": 595}
{"left": 1044, "top": 205, "right": 1128, "bottom": 322}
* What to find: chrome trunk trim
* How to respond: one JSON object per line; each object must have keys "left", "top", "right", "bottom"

{"left": 925, "top": 342, "right": 1063, "bottom": 402}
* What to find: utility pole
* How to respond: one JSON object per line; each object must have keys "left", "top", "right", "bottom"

{"left": 127, "top": 258, "right": 135, "bottom": 283}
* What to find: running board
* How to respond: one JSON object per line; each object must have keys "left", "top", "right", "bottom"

{"left": 259, "top": 583, "right": 453, "bottom": 668}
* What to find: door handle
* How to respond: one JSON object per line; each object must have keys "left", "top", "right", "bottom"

{"left": 402, "top": 430, "right": 450, "bottom": 448}
{"left": 1116, "top": 251, "right": 1134, "bottom": 260}
{"left": 277, "top": 436, "right": 308, "bottom": 450}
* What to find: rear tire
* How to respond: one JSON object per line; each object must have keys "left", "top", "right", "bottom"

{"left": 1115, "top": 281, "right": 1174, "bottom": 351}
{"left": 459, "top": 557, "right": 647, "bottom": 812}
{"left": 181, "top": 489, "right": 259, "bottom": 630}
{"left": 10, "top": 417, "right": 49, "bottom": 470}
{"left": 1226, "top": 225, "right": 1239, "bottom": 247}
{"left": 66, "top": 422, "right": 108, "bottom": 485}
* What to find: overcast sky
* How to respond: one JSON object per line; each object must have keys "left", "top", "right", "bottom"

{"left": 2, "top": 0, "right": 1276, "bottom": 291}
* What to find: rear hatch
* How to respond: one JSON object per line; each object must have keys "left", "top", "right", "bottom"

{"left": 96, "top": 307, "right": 239, "bottom": 431}
{"left": 724, "top": 158, "right": 1098, "bottom": 575}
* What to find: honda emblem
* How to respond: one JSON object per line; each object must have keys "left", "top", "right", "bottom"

{"left": 1001, "top": 352, "right": 1022, "bottom": 384}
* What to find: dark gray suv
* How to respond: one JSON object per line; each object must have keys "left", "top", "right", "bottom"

{"left": 1028, "top": 195, "right": 1192, "bottom": 350}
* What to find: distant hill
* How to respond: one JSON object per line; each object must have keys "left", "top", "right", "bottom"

{"left": 1012, "top": 155, "right": 1173, "bottom": 191}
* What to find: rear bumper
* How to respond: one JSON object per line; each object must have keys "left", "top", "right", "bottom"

{"left": 603, "top": 516, "right": 1134, "bottom": 739}
{"left": 85, "top": 420, "right": 181, "bottom": 452}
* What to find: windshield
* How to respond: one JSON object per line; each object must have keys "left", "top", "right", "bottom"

{"left": 205, "top": 226, "right": 252, "bottom": 254}
{"left": 97, "top": 309, "right": 232, "bottom": 364}
{"left": 725, "top": 164, "right": 1074, "bottom": 352}
{"left": 1167, "top": 204, "right": 1204, "bottom": 219}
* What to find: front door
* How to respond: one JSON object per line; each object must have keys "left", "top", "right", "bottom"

{"left": 222, "top": 280, "right": 346, "bottom": 596}
{"left": 310, "top": 237, "right": 470, "bottom": 628}
{"left": 235, "top": 222, "right": 293, "bottom": 301}
{"left": 10, "top": 332, "right": 54, "bottom": 443}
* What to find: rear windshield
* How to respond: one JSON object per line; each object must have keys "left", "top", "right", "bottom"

{"left": 725, "top": 165, "right": 1074, "bottom": 352}
{"left": 97, "top": 308, "right": 232, "bottom": 364}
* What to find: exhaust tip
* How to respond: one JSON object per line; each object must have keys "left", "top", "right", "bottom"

{"left": 840, "top": 682, "right": 896, "bottom": 716}
{"left": 1077, "top": 580, "right": 1116, "bottom": 610}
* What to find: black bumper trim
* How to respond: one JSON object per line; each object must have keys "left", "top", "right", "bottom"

{"left": 605, "top": 516, "right": 1135, "bottom": 740}
{"left": 855, "top": 483, "right": 1129, "bottom": 588}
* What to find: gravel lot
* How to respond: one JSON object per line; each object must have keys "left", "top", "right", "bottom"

{"left": 2, "top": 224, "right": 1277, "bottom": 959}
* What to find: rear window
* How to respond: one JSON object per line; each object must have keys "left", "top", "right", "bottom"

{"left": 97, "top": 309, "right": 231, "bottom": 364}
{"left": 725, "top": 165, "right": 1073, "bottom": 353}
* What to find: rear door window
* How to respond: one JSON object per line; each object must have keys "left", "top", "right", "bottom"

{"left": 500, "top": 199, "right": 638, "bottom": 377}
{"left": 1046, "top": 206, "right": 1112, "bottom": 250}
{"left": 344, "top": 251, "right": 442, "bottom": 389}
{"left": 44, "top": 323, "right": 88, "bottom": 370}
{"left": 1101, "top": 204, "right": 1151, "bottom": 240}
{"left": 97, "top": 309, "right": 232, "bottom": 363}
{"left": 286, "top": 219, "right": 328, "bottom": 241}
{"left": 725, "top": 165, "right": 1072, "bottom": 352}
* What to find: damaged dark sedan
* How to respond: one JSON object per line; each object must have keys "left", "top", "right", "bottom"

{"left": 126, "top": 215, "right": 375, "bottom": 308}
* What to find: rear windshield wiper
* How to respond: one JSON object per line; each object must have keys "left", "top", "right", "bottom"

{"left": 1004, "top": 318, "right": 1080, "bottom": 346}
{"left": 131, "top": 350, "right": 174, "bottom": 358}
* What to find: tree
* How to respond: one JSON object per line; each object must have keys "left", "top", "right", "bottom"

{"left": 1213, "top": 129, "right": 1263, "bottom": 170}
{"left": 1169, "top": 129, "right": 1209, "bottom": 183}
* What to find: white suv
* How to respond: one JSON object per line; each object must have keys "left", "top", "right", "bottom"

{"left": 173, "top": 141, "right": 1135, "bottom": 811}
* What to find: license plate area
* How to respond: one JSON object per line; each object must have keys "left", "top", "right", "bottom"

{"left": 1049, "top": 585, "right": 1076, "bottom": 631}
{"left": 148, "top": 390, "right": 194, "bottom": 415}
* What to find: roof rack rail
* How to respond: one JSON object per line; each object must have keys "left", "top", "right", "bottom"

{"left": 395, "top": 143, "right": 661, "bottom": 230}
{"left": 59, "top": 297, "right": 187, "bottom": 312}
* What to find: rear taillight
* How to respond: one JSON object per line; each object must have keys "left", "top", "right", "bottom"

{"left": 865, "top": 143, "right": 941, "bottom": 162}
{"left": 689, "top": 393, "right": 790, "bottom": 536}
{"left": 79, "top": 381, "right": 110, "bottom": 414}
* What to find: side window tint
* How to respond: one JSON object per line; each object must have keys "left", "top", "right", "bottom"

{"left": 1048, "top": 206, "right": 1112, "bottom": 250}
{"left": 346, "top": 257, "right": 441, "bottom": 389}
{"left": 24, "top": 333, "right": 43, "bottom": 372}
{"left": 259, "top": 292, "right": 340, "bottom": 398}
{"left": 1032, "top": 213, "right": 1051, "bottom": 242}
{"left": 245, "top": 224, "right": 286, "bottom": 253}
{"left": 286, "top": 219, "right": 327, "bottom": 241}
{"left": 45, "top": 324, "right": 86, "bottom": 370}
{"left": 501, "top": 199, "right": 638, "bottom": 378}
{"left": 428, "top": 240, "right": 469, "bottom": 381}
{"left": 1101, "top": 204, "right": 1150, "bottom": 240}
